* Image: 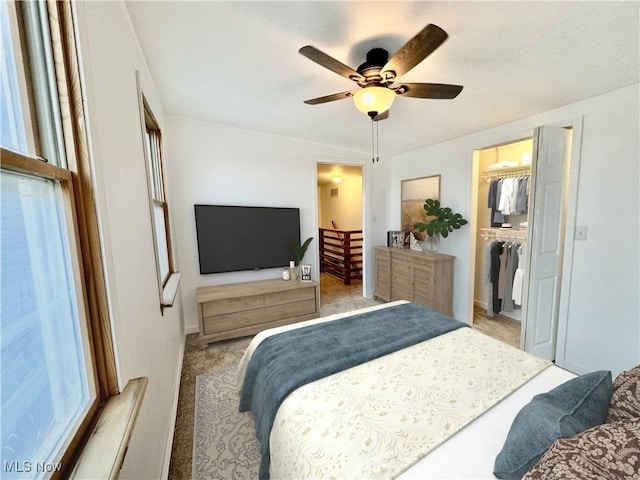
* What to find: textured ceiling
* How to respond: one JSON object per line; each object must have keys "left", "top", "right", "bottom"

{"left": 125, "top": 1, "right": 639, "bottom": 156}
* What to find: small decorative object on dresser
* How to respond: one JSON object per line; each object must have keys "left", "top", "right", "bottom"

{"left": 292, "top": 236, "right": 313, "bottom": 278}
{"left": 387, "top": 230, "right": 406, "bottom": 248}
{"left": 300, "top": 264, "right": 312, "bottom": 282}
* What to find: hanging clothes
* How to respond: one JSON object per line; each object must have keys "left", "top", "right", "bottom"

{"left": 516, "top": 176, "right": 529, "bottom": 214}
{"left": 488, "top": 180, "right": 506, "bottom": 227}
{"left": 502, "top": 242, "right": 520, "bottom": 312}
{"left": 490, "top": 241, "right": 504, "bottom": 314}
{"left": 484, "top": 242, "right": 494, "bottom": 317}
{"left": 498, "top": 178, "right": 518, "bottom": 215}
{"left": 512, "top": 244, "right": 526, "bottom": 306}
{"left": 497, "top": 241, "right": 509, "bottom": 302}
{"left": 488, "top": 175, "right": 530, "bottom": 218}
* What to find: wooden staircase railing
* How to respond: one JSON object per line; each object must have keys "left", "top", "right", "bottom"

{"left": 319, "top": 228, "right": 363, "bottom": 285}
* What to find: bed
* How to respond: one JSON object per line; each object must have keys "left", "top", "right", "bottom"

{"left": 238, "top": 301, "right": 639, "bottom": 480}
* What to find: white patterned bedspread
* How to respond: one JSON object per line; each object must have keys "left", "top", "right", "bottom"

{"left": 271, "top": 327, "right": 549, "bottom": 479}
{"left": 238, "top": 301, "right": 552, "bottom": 479}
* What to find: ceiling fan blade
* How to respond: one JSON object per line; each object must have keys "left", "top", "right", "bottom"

{"left": 395, "top": 83, "right": 463, "bottom": 99}
{"left": 373, "top": 110, "right": 389, "bottom": 121}
{"left": 303, "top": 91, "right": 354, "bottom": 105}
{"left": 299, "top": 46, "right": 365, "bottom": 83}
{"left": 382, "top": 24, "right": 448, "bottom": 79}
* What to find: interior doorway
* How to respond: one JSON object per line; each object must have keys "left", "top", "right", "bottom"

{"left": 316, "top": 163, "right": 365, "bottom": 313}
{"left": 470, "top": 125, "right": 574, "bottom": 362}
{"left": 471, "top": 138, "right": 532, "bottom": 348}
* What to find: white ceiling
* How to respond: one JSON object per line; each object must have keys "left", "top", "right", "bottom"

{"left": 125, "top": 1, "right": 639, "bottom": 156}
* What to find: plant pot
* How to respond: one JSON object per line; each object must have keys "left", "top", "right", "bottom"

{"left": 421, "top": 234, "right": 440, "bottom": 253}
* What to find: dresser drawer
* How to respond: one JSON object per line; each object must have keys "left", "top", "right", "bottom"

{"left": 204, "top": 299, "right": 316, "bottom": 334}
{"left": 264, "top": 286, "right": 316, "bottom": 306}
{"left": 202, "top": 294, "right": 263, "bottom": 317}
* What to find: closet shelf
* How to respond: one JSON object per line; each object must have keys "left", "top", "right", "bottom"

{"left": 479, "top": 227, "right": 528, "bottom": 241}
{"left": 482, "top": 164, "right": 531, "bottom": 182}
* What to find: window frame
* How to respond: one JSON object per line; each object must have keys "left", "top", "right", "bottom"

{"left": 0, "top": 149, "right": 102, "bottom": 479}
{"left": 136, "top": 75, "right": 180, "bottom": 311}
{"left": 2, "top": 1, "right": 121, "bottom": 477}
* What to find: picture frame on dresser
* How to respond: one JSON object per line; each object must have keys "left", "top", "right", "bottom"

{"left": 300, "top": 264, "right": 312, "bottom": 282}
{"left": 401, "top": 174, "right": 440, "bottom": 241}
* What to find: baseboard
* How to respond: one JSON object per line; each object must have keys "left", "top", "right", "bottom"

{"left": 160, "top": 333, "right": 186, "bottom": 479}
{"left": 185, "top": 325, "right": 199, "bottom": 335}
{"left": 473, "top": 299, "right": 488, "bottom": 310}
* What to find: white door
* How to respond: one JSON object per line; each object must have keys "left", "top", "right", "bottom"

{"left": 522, "top": 125, "right": 571, "bottom": 360}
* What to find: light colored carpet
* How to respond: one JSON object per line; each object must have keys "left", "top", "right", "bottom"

{"left": 193, "top": 365, "right": 259, "bottom": 480}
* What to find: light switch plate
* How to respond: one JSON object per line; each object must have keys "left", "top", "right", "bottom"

{"left": 575, "top": 225, "right": 588, "bottom": 241}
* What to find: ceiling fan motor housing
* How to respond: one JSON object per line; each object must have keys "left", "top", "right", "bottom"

{"left": 357, "top": 48, "right": 394, "bottom": 86}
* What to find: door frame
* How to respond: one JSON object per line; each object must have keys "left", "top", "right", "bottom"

{"left": 467, "top": 116, "right": 584, "bottom": 367}
{"left": 313, "top": 160, "right": 368, "bottom": 299}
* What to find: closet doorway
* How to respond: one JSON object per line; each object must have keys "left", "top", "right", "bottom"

{"left": 316, "top": 163, "right": 365, "bottom": 313}
{"left": 470, "top": 125, "right": 575, "bottom": 362}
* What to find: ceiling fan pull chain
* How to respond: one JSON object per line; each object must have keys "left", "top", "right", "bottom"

{"left": 371, "top": 118, "right": 375, "bottom": 163}
{"left": 376, "top": 120, "right": 380, "bottom": 162}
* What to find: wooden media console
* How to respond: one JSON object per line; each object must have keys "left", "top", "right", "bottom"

{"left": 196, "top": 278, "right": 320, "bottom": 344}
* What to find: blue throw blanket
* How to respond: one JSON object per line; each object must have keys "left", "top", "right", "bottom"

{"left": 239, "top": 302, "right": 467, "bottom": 480}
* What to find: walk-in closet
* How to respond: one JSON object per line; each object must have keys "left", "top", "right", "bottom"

{"left": 473, "top": 138, "right": 533, "bottom": 324}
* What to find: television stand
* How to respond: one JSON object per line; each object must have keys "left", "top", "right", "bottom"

{"left": 196, "top": 278, "right": 320, "bottom": 344}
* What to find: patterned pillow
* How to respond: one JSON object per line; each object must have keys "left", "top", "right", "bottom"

{"left": 607, "top": 365, "right": 640, "bottom": 422}
{"left": 523, "top": 417, "right": 640, "bottom": 479}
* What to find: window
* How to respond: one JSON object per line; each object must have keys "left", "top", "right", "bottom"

{"left": 1, "top": 2, "right": 116, "bottom": 477}
{"left": 138, "top": 85, "right": 180, "bottom": 309}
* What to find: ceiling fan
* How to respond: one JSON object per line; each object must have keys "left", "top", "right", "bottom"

{"left": 299, "top": 24, "right": 463, "bottom": 120}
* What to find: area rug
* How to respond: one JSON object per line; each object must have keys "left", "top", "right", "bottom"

{"left": 193, "top": 365, "right": 259, "bottom": 480}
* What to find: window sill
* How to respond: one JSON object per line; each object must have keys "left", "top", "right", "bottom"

{"left": 162, "top": 272, "right": 182, "bottom": 307}
{"left": 70, "top": 377, "right": 148, "bottom": 479}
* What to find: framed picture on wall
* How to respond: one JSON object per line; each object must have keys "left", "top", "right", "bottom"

{"left": 401, "top": 174, "right": 440, "bottom": 241}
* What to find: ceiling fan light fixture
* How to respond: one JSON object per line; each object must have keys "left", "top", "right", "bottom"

{"left": 353, "top": 86, "right": 396, "bottom": 118}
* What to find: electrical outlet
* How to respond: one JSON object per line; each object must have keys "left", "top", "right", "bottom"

{"left": 575, "top": 225, "right": 588, "bottom": 241}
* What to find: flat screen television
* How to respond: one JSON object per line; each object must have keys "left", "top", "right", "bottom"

{"left": 194, "top": 204, "right": 301, "bottom": 274}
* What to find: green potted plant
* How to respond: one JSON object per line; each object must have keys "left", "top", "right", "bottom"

{"left": 413, "top": 199, "right": 468, "bottom": 252}
{"left": 292, "top": 237, "right": 313, "bottom": 278}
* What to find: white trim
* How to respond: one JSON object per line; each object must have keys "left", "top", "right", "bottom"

{"left": 314, "top": 159, "right": 368, "bottom": 298}
{"left": 160, "top": 337, "right": 186, "bottom": 479}
{"left": 185, "top": 325, "right": 200, "bottom": 335}
{"left": 162, "top": 272, "right": 182, "bottom": 307}
{"left": 552, "top": 116, "right": 585, "bottom": 370}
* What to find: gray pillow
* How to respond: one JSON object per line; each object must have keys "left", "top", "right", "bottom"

{"left": 494, "top": 370, "right": 612, "bottom": 480}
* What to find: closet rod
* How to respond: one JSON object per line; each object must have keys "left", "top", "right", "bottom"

{"left": 479, "top": 228, "right": 527, "bottom": 242}
{"left": 482, "top": 165, "right": 531, "bottom": 182}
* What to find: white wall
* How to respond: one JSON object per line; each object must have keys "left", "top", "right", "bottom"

{"left": 75, "top": 3, "right": 184, "bottom": 478}
{"left": 384, "top": 84, "right": 639, "bottom": 376}
{"left": 318, "top": 177, "right": 363, "bottom": 231}
{"left": 164, "top": 115, "right": 369, "bottom": 333}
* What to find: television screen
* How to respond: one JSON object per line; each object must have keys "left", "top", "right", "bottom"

{"left": 194, "top": 205, "right": 301, "bottom": 274}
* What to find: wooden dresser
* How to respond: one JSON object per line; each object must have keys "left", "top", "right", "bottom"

{"left": 373, "top": 246, "right": 454, "bottom": 316}
{"left": 196, "top": 278, "right": 320, "bottom": 344}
